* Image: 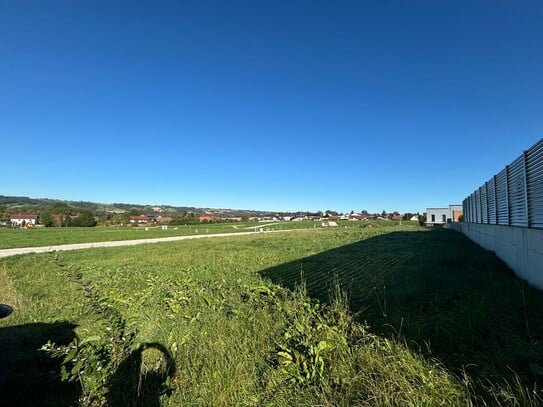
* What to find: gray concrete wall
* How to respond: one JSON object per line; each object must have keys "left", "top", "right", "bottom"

{"left": 450, "top": 222, "right": 543, "bottom": 290}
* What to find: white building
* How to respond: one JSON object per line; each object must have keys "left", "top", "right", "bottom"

{"left": 425, "top": 205, "right": 463, "bottom": 227}
{"left": 10, "top": 214, "right": 38, "bottom": 227}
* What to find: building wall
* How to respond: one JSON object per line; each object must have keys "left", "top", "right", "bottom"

{"left": 451, "top": 222, "right": 543, "bottom": 290}
{"left": 426, "top": 208, "right": 447, "bottom": 225}
{"left": 10, "top": 217, "right": 37, "bottom": 226}
{"left": 426, "top": 205, "right": 463, "bottom": 225}
{"left": 450, "top": 205, "right": 463, "bottom": 221}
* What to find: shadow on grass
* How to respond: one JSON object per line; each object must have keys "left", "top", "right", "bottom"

{"left": 261, "top": 228, "right": 543, "bottom": 387}
{"left": 0, "top": 321, "right": 79, "bottom": 407}
{"left": 106, "top": 342, "right": 176, "bottom": 407}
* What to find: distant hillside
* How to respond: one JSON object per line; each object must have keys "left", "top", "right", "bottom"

{"left": 0, "top": 195, "right": 272, "bottom": 217}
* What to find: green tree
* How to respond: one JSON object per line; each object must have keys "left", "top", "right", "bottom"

{"left": 0, "top": 205, "right": 10, "bottom": 222}
{"left": 182, "top": 212, "right": 198, "bottom": 224}
{"left": 418, "top": 213, "right": 427, "bottom": 227}
{"left": 51, "top": 202, "right": 72, "bottom": 215}
{"left": 71, "top": 209, "right": 97, "bottom": 227}
{"left": 39, "top": 209, "right": 55, "bottom": 227}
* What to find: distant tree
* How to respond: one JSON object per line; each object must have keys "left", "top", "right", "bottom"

{"left": 51, "top": 202, "right": 72, "bottom": 215}
{"left": 361, "top": 210, "right": 369, "bottom": 216}
{"left": 0, "top": 205, "right": 9, "bottom": 222}
{"left": 241, "top": 214, "right": 250, "bottom": 222}
{"left": 418, "top": 213, "right": 427, "bottom": 227}
{"left": 60, "top": 214, "right": 71, "bottom": 227}
{"left": 39, "top": 209, "right": 55, "bottom": 227}
{"left": 381, "top": 210, "right": 387, "bottom": 217}
{"left": 110, "top": 213, "right": 129, "bottom": 225}
{"left": 172, "top": 212, "right": 199, "bottom": 225}
{"left": 71, "top": 209, "right": 97, "bottom": 227}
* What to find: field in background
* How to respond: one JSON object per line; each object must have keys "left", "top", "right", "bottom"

{"left": 1, "top": 224, "right": 542, "bottom": 406}
{"left": 0, "top": 220, "right": 302, "bottom": 249}
{"left": 0, "top": 220, "right": 405, "bottom": 250}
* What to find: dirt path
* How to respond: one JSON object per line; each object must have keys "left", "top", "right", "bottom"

{"left": 0, "top": 229, "right": 297, "bottom": 259}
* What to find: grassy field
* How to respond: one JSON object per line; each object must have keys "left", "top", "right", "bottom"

{"left": 0, "top": 220, "right": 407, "bottom": 250}
{"left": 1, "top": 223, "right": 542, "bottom": 406}
{"left": 0, "top": 220, "right": 331, "bottom": 249}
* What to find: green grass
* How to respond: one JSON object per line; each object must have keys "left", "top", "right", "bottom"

{"left": 1, "top": 224, "right": 541, "bottom": 406}
{"left": 0, "top": 219, "right": 409, "bottom": 249}
{"left": 0, "top": 220, "right": 320, "bottom": 249}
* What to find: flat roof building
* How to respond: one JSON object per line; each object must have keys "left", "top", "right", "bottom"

{"left": 425, "top": 205, "right": 462, "bottom": 227}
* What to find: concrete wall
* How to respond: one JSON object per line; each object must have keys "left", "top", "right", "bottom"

{"left": 450, "top": 222, "right": 543, "bottom": 290}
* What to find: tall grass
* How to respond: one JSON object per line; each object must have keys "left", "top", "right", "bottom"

{"left": 1, "top": 225, "right": 541, "bottom": 405}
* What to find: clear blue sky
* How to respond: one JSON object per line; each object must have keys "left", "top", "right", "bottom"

{"left": 1, "top": 1, "right": 542, "bottom": 213}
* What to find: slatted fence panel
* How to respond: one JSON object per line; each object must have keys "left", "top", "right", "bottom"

{"left": 480, "top": 185, "right": 488, "bottom": 223}
{"left": 507, "top": 156, "right": 527, "bottom": 227}
{"left": 495, "top": 169, "right": 509, "bottom": 225}
{"left": 526, "top": 139, "right": 543, "bottom": 228}
{"left": 486, "top": 177, "right": 497, "bottom": 224}
{"left": 464, "top": 138, "right": 543, "bottom": 229}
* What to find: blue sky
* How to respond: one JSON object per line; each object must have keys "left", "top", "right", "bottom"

{"left": 1, "top": 1, "right": 542, "bottom": 213}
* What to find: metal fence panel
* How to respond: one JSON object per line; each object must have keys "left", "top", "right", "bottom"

{"left": 474, "top": 189, "right": 480, "bottom": 223}
{"left": 487, "top": 177, "right": 497, "bottom": 224}
{"left": 480, "top": 185, "right": 488, "bottom": 223}
{"left": 495, "top": 169, "right": 509, "bottom": 225}
{"left": 507, "top": 156, "right": 527, "bottom": 227}
{"left": 463, "top": 138, "right": 543, "bottom": 229}
{"left": 526, "top": 139, "right": 543, "bottom": 228}
{"left": 471, "top": 192, "right": 476, "bottom": 223}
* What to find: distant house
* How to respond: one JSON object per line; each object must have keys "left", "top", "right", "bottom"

{"left": 425, "top": 205, "right": 463, "bottom": 227}
{"left": 130, "top": 215, "right": 149, "bottom": 224}
{"left": 10, "top": 214, "right": 38, "bottom": 227}
{"left": 348, "top": 213, "right": 365, "bottom": 221}
{"left": 155, "top": 216, "right": 173, "bottom": 224}
{"left": 199, "top": 215, "right": 220, "bottom": 223}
